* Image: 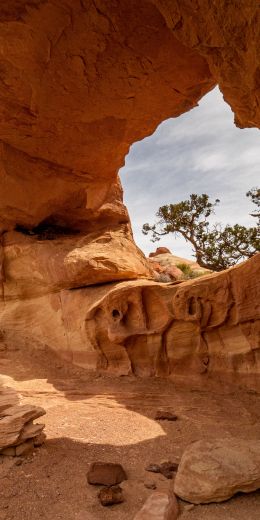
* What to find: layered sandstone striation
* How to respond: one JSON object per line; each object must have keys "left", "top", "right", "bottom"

{"left": 0, "top": 386, "right": 45, "bottom": 456}
{"left": 0, "top": 1, "right": 259, "bottom": 380}
{"left": 1, "top": 255, "right": 259, "bottom": 379}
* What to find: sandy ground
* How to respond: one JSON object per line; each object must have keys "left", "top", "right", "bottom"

{"left": 0, "top": 346, "right": 260, "bottom": 520}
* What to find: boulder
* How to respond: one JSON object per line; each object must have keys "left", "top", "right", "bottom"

{"left": 149, "top": 248, "right": 172, "bottom": 257}
{"left": 87, "top": 462, "right": 127, "bottom": 486}
{"left": 134, "top": 491, "right": 179, "bottom": 520}
{"left": 174, "top": 438, "right": 260, "bottom": 504}
{"left": 148, "top": 259, "right": 183, "bottom": 282}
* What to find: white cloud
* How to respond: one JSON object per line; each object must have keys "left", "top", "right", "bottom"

{"left": 120, "top": 87, "right": 260, "bottom": 259}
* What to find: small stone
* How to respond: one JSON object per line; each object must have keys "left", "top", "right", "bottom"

{"left": 160, "top": 461, "right": 179, "bottom": 479}
{"left": 98, "top": 485, "right": 124, "bottom": 506}
{"left": 87, "top": 462, "right": 127, "bottom": 486}
{"left": 155, "top": 411, "right": 178, "bottom": 421}
{"left": 144, "top": 480, "right": 157, "bottom": 490}
{"left": 145, "top": 464, "right": 161, "bottom": 473}
{"left": 34, "top": 432, "right": 46, "bottom": 447}
{"left": 146, "top": 462, "right": 178, "bottom": 479}
{"left": 14, "top": 458, "right": 23, "bottom": 466}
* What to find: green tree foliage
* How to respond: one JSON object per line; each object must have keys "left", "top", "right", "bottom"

{"left": 142, "top": 191, "right": 260, "bottom": 272}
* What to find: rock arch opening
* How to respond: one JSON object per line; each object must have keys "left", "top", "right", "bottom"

{"left": 120, "top": 87, "right": 259, "bottom": 260}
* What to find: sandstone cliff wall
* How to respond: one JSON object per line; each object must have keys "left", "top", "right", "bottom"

{"left": 1, "top": 255, "right": 259, "bottom": 382}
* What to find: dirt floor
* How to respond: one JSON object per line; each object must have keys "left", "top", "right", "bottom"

{"left": 0, "top": 346, "right": 260, "bottom": 520}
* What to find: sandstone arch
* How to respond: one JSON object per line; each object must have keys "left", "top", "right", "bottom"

{"left": 0, "top": 1, "right": 259, "bottom": 382}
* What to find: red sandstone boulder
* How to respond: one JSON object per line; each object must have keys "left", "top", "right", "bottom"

{"left": 87, "top": 462, "right": 127, "bottom": 486}
{"left": 134, "top": 491, "right": 179, "bottom": 519}
{"left": 174, "top": 438, "right": 260, "bottom": 504}
{"left": 149, "top": 247, "right": 172, "bottom": 257}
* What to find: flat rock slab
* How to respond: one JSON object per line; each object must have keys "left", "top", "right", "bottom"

{"left": 134, "top": 491, "right": 179, "bottom": 520}
{"left": 0, "top": 387, "right": 46, "bottom": 452}
{"left": 87, "top": 462, "right": 127, "bottom": 486}
{"left": 174, "top": 438, "right": 260, "bottom": 504}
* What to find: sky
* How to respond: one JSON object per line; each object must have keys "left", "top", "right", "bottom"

{"left": 119, "top": 87, "right": 259, "bottom": 260}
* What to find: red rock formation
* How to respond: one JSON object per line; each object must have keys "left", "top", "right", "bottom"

{"left": 149, "top": 247, "right": 172, "bottom": 257}
{"left": 0, "top": 386, "right": 45, "bottom": 456}
{"left": 1, "top": 255, "right": 259, "bottom": 381}
{"left": 0, "top": 2, "right": 259, "bottom": 381}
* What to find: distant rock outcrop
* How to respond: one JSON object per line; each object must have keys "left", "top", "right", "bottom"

{"left": 148, "top": 250, "right": 211, "bottom": 282}
{"left": 149, "top": 247, "right": 172, "bottom": 257}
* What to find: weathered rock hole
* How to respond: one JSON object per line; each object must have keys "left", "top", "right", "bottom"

{"left": 112, "top": 309, "right": 120, "bottom": 318}
{"left": 188, "top": 297, "right": 197, "bottom": 316}
{"left": 15, "top": 219, "right": 80, "bottom": 240}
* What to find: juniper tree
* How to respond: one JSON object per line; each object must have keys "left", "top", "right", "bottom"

{"left": 142, "top": 191, "right": 259, "bottom": 271}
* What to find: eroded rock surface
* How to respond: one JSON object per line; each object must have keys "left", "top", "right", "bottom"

{"left": 0, "top": 1, "right": 259, "bottom": 382}
{"left": 1, "top": 254, "right": 259, "bottom": 380}
{"left": 0, "top": 1, "right": 259, "bottom": 278}
{"left": 0, "top": 386, "right": 45, "bottom": 455}
{"left": 2, "top": 228, "right": 151, "bottom": 298}
{"left": 0, "top": 0, "right": 216, "bottom": 280}
{"left": 174, "top": 438, "right": 260, "bottom": 504}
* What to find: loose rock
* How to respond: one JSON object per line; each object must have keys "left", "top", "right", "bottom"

{"left": 174, "top": 438, "right": 260, "bottom": 503}
{"left": 87, "top": 462, "right": 127, "bottom": 486}
{"left": 160, "top": 462, "right": 179, "bottom": 479}
{"left": 34, "top": 432, "right": 46, "bottom": 447}
{"left": 0, "top": 387, "right": 46, "bottom": 454}
{"left": 146, "top": 461, "right": 178, "bottom": 479}
{"left": 98, "top": 485, "right": 124, "bottom": 506}
{"left": 134, "top": 491, "right": 179, "bottom": 519}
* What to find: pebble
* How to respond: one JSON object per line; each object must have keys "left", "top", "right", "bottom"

{"left": 98, "top": 485, "right": 124, "bottom": 506}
